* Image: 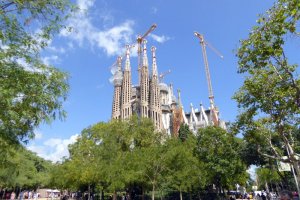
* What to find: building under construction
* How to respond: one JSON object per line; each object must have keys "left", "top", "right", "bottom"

{"left": 111, "top": 25, "right": 226, "bottom": 135}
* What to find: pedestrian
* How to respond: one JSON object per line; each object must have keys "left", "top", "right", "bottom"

{"left": 19, "top": 191, "right": 24, "bottom": 200}
{"left": 279, "top": 190, "right": 293, "bottom": 200}
{"left": 33, "top": 192, "right": 38, "bottom": 200}
{"left": 10, "top": 192, "right": 16, "bottom": 200}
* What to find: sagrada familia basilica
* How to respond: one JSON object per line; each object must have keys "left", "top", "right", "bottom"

{"left": 111, "top": 39, "right": 226, "bottom": 135}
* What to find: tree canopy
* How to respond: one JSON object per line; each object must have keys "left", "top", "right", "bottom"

{"left": 0, "top": 0, "right": 74, "bottom": 146}
{"left": 234, "top": 0, "right": 300, "bottom": 192}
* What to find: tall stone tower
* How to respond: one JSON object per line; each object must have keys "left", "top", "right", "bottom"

{"left": 140, "top": 40, "right": 150, "bottom": 118}
{"left": 150, "top": 46, "right": 162, "bottom": 130}
{"left": 111, "top": 56, "right": 123, "bottom": 119}
{"left": 121, "top": 45, "right": 132, "bottom": 119}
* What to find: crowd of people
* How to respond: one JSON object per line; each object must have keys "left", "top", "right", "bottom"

{"left": 0, "top": 190, "right": 39, "bottom": 200}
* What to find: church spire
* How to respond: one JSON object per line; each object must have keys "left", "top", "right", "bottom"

{"left": 142, "top": 40, "right": 148, "bottom": 67}
{"left": 177, "top": 89, "right": 182, "bottom": 107}
{"left": 124, "top": 44, "right": 131, "bottom": 71}
{"left": 151, "top": 46, "right": 158, "bottom": 77}
{"left": 111, "top": 56, "right": 123, "bottom": 120}
{"left": 121, "top": 44, "right": 132, "bottom": 120}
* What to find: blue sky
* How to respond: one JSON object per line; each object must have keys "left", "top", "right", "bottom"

{"left": 27, "top": 0, "right": 278, "bottom": 162}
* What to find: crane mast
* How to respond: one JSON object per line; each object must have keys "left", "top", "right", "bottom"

{"left": 194, "top": 32, "right": 223, "bottom": 126}
{"left": 194, "top": 32, "right": 215, "bottom": 106}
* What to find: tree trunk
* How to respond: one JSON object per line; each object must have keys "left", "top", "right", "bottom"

{"left": 88, "top": 185, "right": 91, "bottom": 200}
{"left": 113, "top": 191, "right": 117, "bottom": 200}
{"left": 275, "top": 183, "right": 280, "bottom": 195}
{"left": 101, "top": 190, "right": 104, "bottom": 200}
{"left": 286, "top": 143, "right": 300, "bottom": 195}
{"left": 197, "top": 191, "right": 201, "bottom": 200}
{"left": 179, "top": 187, "right": 183, "bottom": 200}
{"left": 265, "top": 182, "right": 270, "bottom": 193}
{"left": 152, "top": 184, "right": 155, "bottom": 200}
{"left": 142, "top": 187, "right": 145, "bottom": 200}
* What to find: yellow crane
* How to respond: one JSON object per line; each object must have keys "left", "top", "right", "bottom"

{"left": 194, "top": 32, "right": 223, "bottom": 126}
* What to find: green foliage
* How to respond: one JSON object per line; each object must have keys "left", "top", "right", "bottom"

{"left": 164, "top": 136, "right": 206, "bottom": 196}
{"left": 52, "top": 119, "right": 248, "bottom": 197}
{"left": 0, "top": 0, "right": 74, "bottom": 146}
{"left": 256, "top": 167, "right": 281, "bottom": 189}
{"left": 0, "top": 146, "right": 53, "bottom": 188}
{"left": 178, "top": 124, "right": 192, "bottom": 142}
{"left": 195, "top": 127, "right": 248, "bottom": 190}
{"left": 52, "top": 116, "right": 164, "bottom": 195}
{"left": 233, "top": 0, "right": 300, "bottom": 168}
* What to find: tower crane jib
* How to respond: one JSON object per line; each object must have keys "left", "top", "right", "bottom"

{"left": 159, "top": 69, "right": 171, "bottom": 83}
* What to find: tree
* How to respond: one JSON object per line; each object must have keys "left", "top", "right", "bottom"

{"left": 178, "top": 124, "right": 192, "bottom": 142}
{"left": 164, "top": 136, "right": 206, "bottom": 200}
{"left": 234, "top": 0, "right": 300, "bottom": 192}
{"left": 55, "top": 116, "right": 164, "bottom": 200}
{"left": 0, "top": 0, "right": 73, "bottom": 147}
{"left": 195, "top": 127, "right": 248, "bottom": 193}
{"left": 256, "top": 167, "right": 281, "bottom": 192}
{"left": 0, "top": 147, "right": 53, "bottom": 189}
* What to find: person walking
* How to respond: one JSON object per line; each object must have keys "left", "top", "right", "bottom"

{"left": 10, "top": 192, "right": 16, "bottom": 200}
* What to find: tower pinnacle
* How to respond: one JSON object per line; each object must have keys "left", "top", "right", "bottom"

{"left": 177, "top": 89, "right": 182, "bottom": 107}
{"left": 142, "top": 40, "right": 148, "bottom": 67}
{"left": 125, "top": 44, "right": 131, "bottom": 71}
{"left": 151, "top": 46, "right": 158, "bottom": 77}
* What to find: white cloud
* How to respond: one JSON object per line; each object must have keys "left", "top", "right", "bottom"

{"left": 28, "top": 134, "right": 79, "bottom": 162}
{"left": 60, "top": 0, "right": 135, "bottom": 57}
{"left": 35, "top": 131, "right": 43, "bottom": 139}
{"left": 247, "top": 165, "right": 257, "bottom": 180}
{"left": 15, "top": 58, "right": 44, "bottom": 73}
{"left": 77, "top": 0, "right": 95, "bottom": 12}
{"left": 41, "top": 55, "right": 60, "bottom": 65}
{"left": 0, "top": 40, "right": 9, "bottom": 50}
{"left": 149, "top": 33, "right": 171, "bottom": 43}
{"left": 47, "top": 45, "right": 66, "bottom": 54}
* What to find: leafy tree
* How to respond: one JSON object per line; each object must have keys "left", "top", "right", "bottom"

{"left": 164, "top": 136, "right": 206, "bottom": 200}
{"left": 55, "top": 116, "right": 163, "bottom": 200}
{"left": 195, "top": 127, "right": 248, "bottom": 193}
{"left": 0, "top": 0, "right": 73, "bottom": 146}
{"left": 233, "top": 0, "right": 300, "bottom": 189}
{"left": 178, "top": 124, "right": 192, "bottom": 142}
{"left": 0, "top": 146, "right": 53, "bottom": 189}
{"left": 256, "top": 167, "right": 281, "bottom": 192}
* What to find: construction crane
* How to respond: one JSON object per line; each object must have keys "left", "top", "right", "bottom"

{"left": 109, "top": 44, "right": 135, "bottom": 73}
{"left": 137, "top": 24, "right": 157, "bottom": 83}
{"left": 194, "top": 32, "right": 223, "bottom": 126}
{"left": 159, "top": 69, "right": 171, "bottom": 82}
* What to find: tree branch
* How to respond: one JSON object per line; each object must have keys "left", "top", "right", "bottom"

{"left": 1, "top": 2, "right": 15, "bottom": 11}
